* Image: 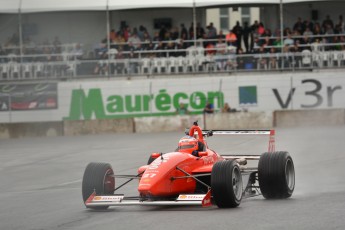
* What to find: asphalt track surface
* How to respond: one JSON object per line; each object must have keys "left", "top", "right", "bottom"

{"left": 1, "top": 125, "right": 345, "bottom": 230}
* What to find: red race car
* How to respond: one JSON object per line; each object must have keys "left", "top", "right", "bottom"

{"left": 82, "top": 121, "right": 295, "bottom": 209}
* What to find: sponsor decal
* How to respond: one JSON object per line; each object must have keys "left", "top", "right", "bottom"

{"left": 202, "top": 190, "right": 212, "bottom": 207}
{"left": 239, "top": 86, "right": 257, "bottom": 107}
{"left": 272, "top": 78, "right": 343, "bottom": 109}
{"left": 177, "top": 194, "right": 206, "bottom": 201}
{"left": 0, "top": 83, "right": 58, "bottom": 111}
{"left": 202, "top": 156, "right": 215, "bottom": 165}
{"left": 93, "top": 196, "right": 123, "bottom": 202}
{"left": 65, "top": 88, "right": 224, "bottom": 120}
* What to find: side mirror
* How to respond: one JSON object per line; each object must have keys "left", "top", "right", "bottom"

{"left": 198, "top": 152, "right": 208, "bottom": 157}
{"left": 151, "top": 152, "right": 161, "bottom": 159}
{"left": 184, "top": 128, "right": 190, "bottom": 135}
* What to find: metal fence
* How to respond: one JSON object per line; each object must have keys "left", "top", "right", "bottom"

{"left": 1, "top": 46, "right": 345, "bottom": 81}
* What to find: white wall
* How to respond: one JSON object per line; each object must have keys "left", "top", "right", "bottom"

{"left": 1, "top": 71, "right": 344, "bottom": 123}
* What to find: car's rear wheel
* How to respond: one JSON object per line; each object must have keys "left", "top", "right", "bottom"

{"left": 211, "top": 160, "right": 243, "bottom": 208}
{"left": 82, "top": 162, "right": 115, "bottom": 209}
{"left": 258, "top": 151, "right": 295, "bottom": 199}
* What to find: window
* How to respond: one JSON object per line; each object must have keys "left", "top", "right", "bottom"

{"left": 220, "top": 8, "right": 229, "bottom": 31}
{"left": 241, "top": 7, "right": 251, "bottom": 25}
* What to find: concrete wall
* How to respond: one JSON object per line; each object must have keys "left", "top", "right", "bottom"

{"left": 134, "top": 111, "right": 272, "bottom": 133}
{"left": 63, "top": 118, "right": 134, "bottom": 136}
{"left": 2, "top": 110, "right": 345, "bottom": 138}
{"left": 274, "top": 109, "right": 345, "bottom": 127}
{"left": 205, "top": 111, "right": 272, "bottom": 130}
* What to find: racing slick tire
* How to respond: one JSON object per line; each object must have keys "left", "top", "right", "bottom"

{"left": 258, "top": 151, "right": 295, "bottom": 199}
{"left": 211, "top": 160, "right": 243, "bottom": 208}
{"left": 82, "top": 162, "right": 115, "bottom": 209}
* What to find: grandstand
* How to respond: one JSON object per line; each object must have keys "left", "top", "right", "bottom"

{"left": 0, "top": 0, "right": 345, "bottom": 80}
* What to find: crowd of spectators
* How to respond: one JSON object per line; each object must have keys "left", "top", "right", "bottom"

{"left": 96, "top": 14, "right": 345, "bottom": 60}
{"left": 1, "top": 12, "right": 345, "bottom": 76}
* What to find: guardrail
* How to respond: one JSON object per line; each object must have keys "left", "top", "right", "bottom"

{"left": 1, "top": 50, "right": 345, "bottom": 80}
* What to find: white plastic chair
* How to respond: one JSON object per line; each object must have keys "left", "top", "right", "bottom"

{"left": 140, "top": 58, "right": 152, "bottom": 74}
{"left": 34, "top": 62, "right": 43, "bottom": 78}
{"left": 301, "top": 50, "right": 312, "bottom": 67}
{"left": 22, "top": 63, "right": 32, "bottom": 78}
{"left": 1, "top": 63, "right": 10, "bottom": 79}
{"left": 11, "top": 62, "right": 20, "bottom": 79}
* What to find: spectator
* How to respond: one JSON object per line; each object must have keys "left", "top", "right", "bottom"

{"left": 127, "top": 32, "right": 141, "bottom": 49}
{"left": 221, "top": 103, "right": 231, "bottom": 113}
{"left": 175, "top": 39, "right": 187, "bottom": 57}
{"left": 269, "top": 47, "right": 278, "bottom": 69}
{"left": 159, "top": 25, "right": 168, "bottom": 41}
{"left": 138, "top": 25, "right": 147, "bottom": 41}
{"left": 176, "top": 103, "right": 189, "bottom": 115}
{"left": 293, "top": 17, "right": 304, "bottom": 34}
{"left": 205, "top": 42, "right": 216, "bottom": 56}
{"left": 322, "top": 15, "right": 334, "bottom": 32}
{"left": 313, "top": 23, "right": 323, "bottom": 42}
{"left": 242, "top": 22, "right": 252, "bottom": 53}
{"left": 217, "top": 30, "right": 226, "bottom": 39}
{"left": 114, "top": 32, "right": 126, "bottom": 50}
{"left": 180, "top": 23, "right": 188, "bottom": 40}
{"left": 336, "top": 15, "right": 344, "bottom": 34}
{"left": 257, "top": 22, "right": 265, "bottom": 35}
{"left": 283, "top": 33, "right": 294, "bottom": 46}
{"left": 152, "top": 31, "right": 160, "bottom": 42}
{"left": 226, "top": 30, "right": 237, "bottom": 46}
{"left": 303, "top": 27, "right": 313, "bottom": 37}
{"left": 72, "top": 43, "right": 84, "bottom": 60}
{"left": 196, "top": 22, "right": 206, "bottom": 39}
{"left": 304, "top": 19, "right": 314, "bottom": 33}
{"left": 141, "top": 31, "right": 151, "bottom": 50}
{"left": 189, "top": 22, "right": 194, "bottom": 40}
{"left": 206, "top": 22, "right": 217, "bottom": 42}
{"left": 170, "top": 26, "right": 179, "bottom": 40}
{"left": 109, "top": 29, "right": 117, "bottom": 43}
{"left": 232, "top": 21, "right": 243, "bottom": 52}
{"left": 203, "top": 101, "right": 214, "bottom": 114}
{"left": 154, "top": 41, "right": 166, "bottom": 57}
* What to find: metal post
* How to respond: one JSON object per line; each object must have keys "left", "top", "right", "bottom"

{"left": 280, "top": 0, "right": 284, "bottom": 70}
{"left": 219, "top": 78, "right": 223, "bottom": 108}
{"left": 106, "top": 0, "right": 111, "bottom": 78}
{"left": 193, "top": 0, "right": 197, "bottom": 47}
{"left": 18, "top": 0, "right": 23, "bottom": 78}
{"left": 9, "top": 94, "right": 12, "bottom": 123}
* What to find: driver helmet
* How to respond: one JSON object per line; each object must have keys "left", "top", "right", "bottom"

{"left": 178, "top": 136, "right": 198, "bottom": 154}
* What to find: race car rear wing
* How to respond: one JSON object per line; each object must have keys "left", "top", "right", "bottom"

{"left": 201, "top": 129, "right": 275, "bottom": 153}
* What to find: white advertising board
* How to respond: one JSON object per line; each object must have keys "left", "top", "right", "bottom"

{"left": 0, "top": 71, "right": 344, "bottom": 123}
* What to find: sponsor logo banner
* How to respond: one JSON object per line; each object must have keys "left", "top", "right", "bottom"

{"left": 93, "top": 196, "right": 124, "bottom": 202}
{"left": 0, "top": 83, "right": 58, "bottom": 111}
{"left": 177, "top": 194, "right": 206, "bottom": 201}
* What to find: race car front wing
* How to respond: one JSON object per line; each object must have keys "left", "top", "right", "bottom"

{"left": 85, "top": 191, "right": 212, "bottom": 208}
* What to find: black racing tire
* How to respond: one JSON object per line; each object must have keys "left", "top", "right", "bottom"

{"left": 258, "top": 151, "right": 295, "bottom": 199}
{"left": 82, "top": 162, "right": 115, "bottom": 209}
{"left": 211, "top": 160, "right": 243, "bottom": 208}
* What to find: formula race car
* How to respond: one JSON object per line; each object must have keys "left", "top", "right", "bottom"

{"left": 82, "top": 121, "right": 295, "bottom": 209}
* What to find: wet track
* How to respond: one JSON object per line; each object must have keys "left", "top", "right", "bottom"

{"left": 0, "top": 126, "right": 345, "bottom": 230}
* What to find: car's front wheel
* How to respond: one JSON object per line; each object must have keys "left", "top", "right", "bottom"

{"left": 211, "top": 160, "right": 243, "bottom": 208}
{"left": 82, "top": 162, "right": 115, "bottom": 209}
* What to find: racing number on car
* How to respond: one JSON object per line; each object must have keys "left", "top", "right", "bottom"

{"left": 148, "top": 157, "right": 169, "bottom": 170}
{"left": 142, "top": 173, "right": 157, "bottom": 179}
